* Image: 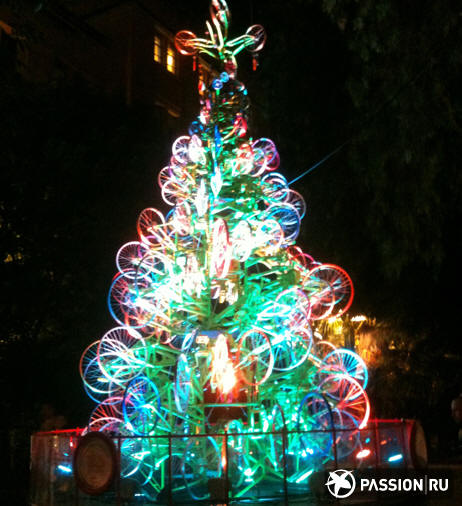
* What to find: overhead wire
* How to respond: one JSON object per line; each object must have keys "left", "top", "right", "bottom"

{"left": 288, "top": 26, "right": 453, "bottom": 186}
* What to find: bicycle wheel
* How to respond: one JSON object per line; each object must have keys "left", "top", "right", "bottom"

{"left": 175, "top": 30, "right": 198, "bottom": 56}
{"left": 265, "top": 203, "right": 301, "bottom": 244}
{"left": 251, "top": 138, "right": 278, "bottom": 173}
{"left": 245, "top": 24, "right": 267, "bottom": 52}
{"left": 172, "top": 136, "right": 191, "bottom": 164}
{"left": 97, "top": 327, "right": 146, "bottom": 387}
{"left": 116, "top": 241, "right": 149, "bottom": 279}
{"left": 211, "top": 218, "right": 231, "bottom": 278}
{"left": 273, "top": 287, "right": 311, "bottom": 332}
{"left": 174, "top": 353, "right": 192, "bottom": 413}
{"left": 157, "top": 166, "right": 171, "bottom": 189}
{"left": 279, "top": 188, "right": 306, "bottom": 219}
{"left": 195, "top": 178, "right": 209, "bottom": 217}
{"left": 236, "top": 329, "right": 274, "bottom": 386}
{"left": 312, "top": 339, "right": 337, "bottom": 360}
{"left": 321, "top": 348, "right": 368, "bottom": 390}
{"left": 255, "top": 219, "right": 283, "bottom": 253}
{"left": 303, "top": 276, "right": 335, "bottom": 320}
{"left": 123, "top": 376, "right": 162, "bottom": 436}
{"left": 305, "top": 264, "right": 354, "bottom": 317}
{"left": 261, "top": 172, "right": 288, "bottom": 200}
{"left": 230, "top": 220, "right": 253, "bottom": 261}
{"left": 188, "top": 135, "right": 207, "bottom": 165}
{"left": 161, "top": 179, "right": 188, "bottom": 206}
{"left": 137, "top": 208, "right": 166, "bottom": 244}
{"left": 182, "top": 436, "right": 222, "bottom": 501}
{"left": 272, "top": 326, "right": 313, "bottom": 371}
{"left": 319, "top": 374, "right": 370, "bottom": 429}
{"left": 296, "top": 392, "right": 334, "bottom": 459}
{"left": 80, "top": 341, "right": 121, "bottom": 402}
{"left": 226, "top": 419, "right": 249, "bottom": 488}
{"left": 88, "top": 396, "right": 124, "bottom": 433}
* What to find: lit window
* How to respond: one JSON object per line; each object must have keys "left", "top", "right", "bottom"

{"left": 166, "top": 45, "right": 175, "bottom": 73}
{"left": 154, "top": 35, "right": 161, "bottom": 63}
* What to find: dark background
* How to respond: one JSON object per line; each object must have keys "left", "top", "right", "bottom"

{"left": 1, "top": 0, "right": 461, "bottom": 502}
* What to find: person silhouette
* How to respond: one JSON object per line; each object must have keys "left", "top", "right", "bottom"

{"left": 451, "top": 393, "right": 462, "bottom": 453}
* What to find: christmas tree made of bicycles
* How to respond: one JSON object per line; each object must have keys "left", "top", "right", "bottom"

{"left": 80, "top": 0, "right": 371, "bottom": 500}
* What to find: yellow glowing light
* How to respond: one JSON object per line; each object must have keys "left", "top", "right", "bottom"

{"left": 211, "top": 334, "right": 236, "bottom": 393}
{"left": 351, "top": 315, "right": 367, "bottom": 322}
{"left": 221, "top": 362, "right": 236, "bottom": 393}
{"left": 167, "top": 46, "right": 175, "bottom": 73}
{"left": 154, "top": 36, "right": 161, "bottom": 63}
{"left": 196, "top": 334, "right": 210, "bottom": 345}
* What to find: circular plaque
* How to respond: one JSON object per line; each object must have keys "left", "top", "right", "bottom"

{"left": 73, "top": 432, "right": 117, "bottom": 495}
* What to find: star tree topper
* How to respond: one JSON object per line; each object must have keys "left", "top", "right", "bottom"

{"left": 174, "top": 0, "right": 266, "bottom": 76}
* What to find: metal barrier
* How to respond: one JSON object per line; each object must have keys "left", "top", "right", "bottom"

{"left": 30, "top": 419, "right": 426, "bottom": 505}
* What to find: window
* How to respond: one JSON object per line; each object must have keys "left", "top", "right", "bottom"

{"left": 166, "top": 45, "right": 175, "bottom": 74}
{"left": 153, "top": 35, "right": 161, "bottom": 63}
{"left": 154, "top": 34, "right": 176, "bottom": 74}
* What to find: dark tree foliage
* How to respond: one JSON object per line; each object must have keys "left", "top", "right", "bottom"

{"left": 245, "top": 0, "right": 462, "bottom": 431}
{"left": 248, "top": 0, "right": 461, "bottom": 329}
{"left": 316, "top": 0, "right": 461, "bottom": 318}
{"left": 0, "top": 72, "right": 175, "bottom": 431}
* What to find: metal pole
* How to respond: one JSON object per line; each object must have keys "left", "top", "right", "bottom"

{"left": 373, "top": 420, "right": 380, "bottom": 504}
{"left": 281, "top": 428, "right": 289, "bottom": 506}
{"left": 71, "top": 436, "right": 77, "bottom": 506}
{"left": 75, "top": 477, "right": 79, "bottom": 506}
{"left": 224, "top": 429, "right": 230, "bottom": 505}
{"left": 75, "top": 433, "right": 81, "bottom": 506}
{"left": 116, "top": 436, "right": 121, "bottom": 506}
{"left": 168, "top": 433, "right": 173, "bottom": 506}
{"left": 322, "top": 394, "right": 338, "bottom": 470}
{"left": 373, "top": 420, "right": 380, "bottom": 470}
{"left": 74, "top": 441, "right": 79, "bottom": 506}
{"left": 399, "top": 419, "right": 408, "bottom": 468}
{"left": 48, "top": 437, "right": 54, "bottom": 506}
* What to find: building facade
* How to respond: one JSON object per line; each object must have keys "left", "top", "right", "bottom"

{"left": 0, "top": 1, "right": 212, "bottom": 119}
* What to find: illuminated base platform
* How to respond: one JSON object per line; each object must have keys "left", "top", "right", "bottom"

{"left": 30, "top": 419, "right": 427, "bottom": 505}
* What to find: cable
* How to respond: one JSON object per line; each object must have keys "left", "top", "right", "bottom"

{"left": 288, "top": 142, "right": 348, "bottom": 185}
{"left": 288, "top": 26, "right": 452, "bottom": 186}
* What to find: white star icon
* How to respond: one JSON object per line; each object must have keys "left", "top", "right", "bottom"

{"left": 325, "top": 470, "right": 356, "bottom": 498}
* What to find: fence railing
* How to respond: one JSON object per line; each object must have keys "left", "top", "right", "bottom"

{"left": 30, "top": 419, "right": 424, "bottom": 505}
